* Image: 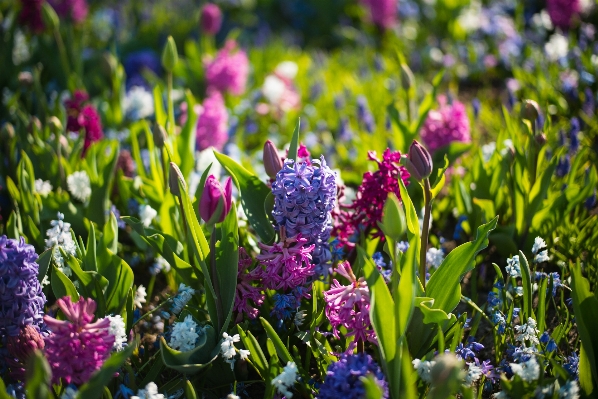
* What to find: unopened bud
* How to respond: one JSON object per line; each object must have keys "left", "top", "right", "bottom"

{"left": 18, "top": 72, "right": 33, "bottom": 87}
{"left": 169, "top": 162, "right": 186, "bottom": 197}
{"left": 400, "top": 63, "right": 415, "bottom": 91}
{"left": 521, "top": 99, "right": 540, "bottom": 122}
{"left": 405, "top": 140, "right": 433, "bottom": 181}
{"left": 7, "top": 326, "right": 45, "bottom": 361}
{"left": 1, "top": 123, "right": 15, "bottom": 141}
{"left": 30, "top": 117, "right": 42, "bottom": 132}
{"left": 153, "top": 124, "right": 167, "bottom": 149}
{"left": 263, "top": 140, "right": 283, "bottom": 179}
{"left": 41, "top": 3, "right": 59, "bottom": 30}
{"left": 161, "top": 36, "right": 179, "bottom": 72}
{"left": 48, "top": 116, "right": 63, "bottom": 132}
{"left": 200, "top": 4, "right": 222, "bottom": 35}
{"left": 535, "top": 133, "right": 547, "bottom": 146}
{"left": 200, "top": 175, "right": 232, "bottom": 224}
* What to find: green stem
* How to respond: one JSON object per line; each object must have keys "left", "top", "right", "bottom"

{"left": 420, "top": 179, "right": 432, "bottom": 290}
{"left": 53, "top": 28, "right": 72, "bottom": 90}
{"left": 210, "top": 225, "right": 224, "bottom": 331}
{"left": 147, "top": 274, "right": 156, "bottom": 302}
{"left": 167, "top": 72, "right": 175, "bottom": 136}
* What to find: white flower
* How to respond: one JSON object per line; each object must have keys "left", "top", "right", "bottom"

{"left": 107, "top": 315, "right": 127, "bottom": 351}
{"left": 531, "top": 10, "right": 553, "bottom": 31}
{"left": 510, "top": 357, "right": 540, "bottom": 383}
{"left": 34, "top": 179, "right": 53, "bottom": 197}
{"left": 124, "top": 86, "right": 155, "bottom": 120}
{"left": 131, "top": 382, "right": 165, "bottom": 399}
{"left": 135, "top": 285, "right": 147, "bottom": 309}
{"left": 559, "top": 380, "right": 580, "bottom": 399}
{"left": 45, "top": 212, "right": 77, "bottom": 276}
{"left": 60, "top": 386, "right": 78, "bottom": 399}
{"left": 545, "top": 33, "right": 568, "bottom": 61}
{"left": 412, "top": 358, "right": 435, "bottom": 383}
{"left": 492, "top": 391, "right": 509, "bottom": 399}
{"left": 170, "top": 283, "right": 195, "bottom": 314}
{"left": 532, "top": 237, "right": 546, "bottom": 254}
{"left": 227, "top": 395, "right": 240, "bottom": 399}
{"left": 506, "top": 255, "right": 521, "bottom": 278}
{"left": 221, "top": 332, "right": 241, "bottom": 369}
{"left": 272, "top": 362, "right": 298, "bottom": 398}
{"left": 482, "top": 142, "right": 496, "bottom": 163}
{"left": 514, "top": 286, "right": 524, "bottom": 297}
{"left": 139, "top": 204, "right": 158, "bottom": 228}
{"left": 12, "top": 30, "right": 31, "bottom": 65}
{"left": 67, "top": 171, "right": 92, "bottom": 203}
{"left": 275, "top": 61, "right": 298, "bottom": 80}
{"left": 169, "top": 315, "right": 200, "bottom": 352}
{"left": 515, "top": 317, "right": 540, "bottom": 345}
{"left": 457, "top": 2, "right": 482, "bottom": 33}
{"left": 41, "top": 275, "right": 50, "bottom": 287}
{"left": 262, "top": 75, "right": 286, "bottom": 105}
{"left": 535, "top": 250, "right": 550, "bottom": 263}
{"left": 464, "top": 363, "right": 483, "bottom": 386}
{"left": 294, "top": 310, "right": 307, "bottom": 328}
{"left": 150, "top": 256, "right": 171, "bottom": 276}
{"left": 426, "top": 248, "right": 445, "bottom": 268}
{"left": 239, "top": 349, "right": 250, "bottom": 360}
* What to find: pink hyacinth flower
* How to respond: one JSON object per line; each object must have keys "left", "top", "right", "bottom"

{"left": 200, "top": 4, "right": 223, "bottom": 35}
{"left": 361, "top": 0, "right": 398, "bottom": 30}
{"left": 196, "top": 90, "right": 228, "bottom": 151}
{"left": 205, "top": 40, "right": 249, "bottom": 96}
{"left": 43, "top": 296, "right": 114, "bottom": 385}
{"left": 233, "top": 248, "right": 265, "bottom": 322}
{"left": 421, "top": 95, "right": 471, "bottom": 153}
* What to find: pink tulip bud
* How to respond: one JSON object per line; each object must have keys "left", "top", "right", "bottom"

{"left": 406, "top": 140, "right": 433, "bottom": 181}
{"left": 200, "top": 4, "right": 222, "bottom": 35}
{"left": 263, "top": 140, "right": 283, "bottom": 179}
{"left": 200, "top": 175, "right": 232, "bottom": 224}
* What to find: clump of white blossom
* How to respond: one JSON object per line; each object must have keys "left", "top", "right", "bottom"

{"left": 67, "top": 171, "right": 92, "bottom": 203}
{"left": 413, "top": 358, "right": 436, "bottom": 383}
{"left": 169, "top": 315, "right": 200, "bottom": 352}
{"left": 131, "top": 382, "right": 165, "bottom": 399}
{"left": 106, "top": 315, "right": 127, "bottom": 351}
{"left": 45, "top": 212, "right": 77, "bottom": 276}
{"left": 134, "top": 285, "right": 147, "bottom": 309}
{"left": 139, "top": 204, "right": 158, "bottom": 228}
{"left": 506, "top": 255, "right": 521, "bottom": 278}
{"left": 272, "top": 361, "right": 298, "bottom": 398}
{"left": 34, "top": 179, "right": 53, "bottom": 197}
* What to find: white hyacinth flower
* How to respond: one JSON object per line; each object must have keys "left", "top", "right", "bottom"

{"left": 426, "top": 248, "right": 445, "bottom": 268}
{"left": 510, "top": 357, "right": 540, "bottom": 383}
{"left": 34, "top": 179, "right": 53, "bottom": 197}
{"left": 272, "top": 362, "right": 298, "bottom": 398}
{"left": 412, "top": 358, "right": 435, "bottom": 383}
{"left": 139, "top": 204, "right": 158, "bottom": 228}
{"left": 464, "top": 363, "right": 483, "bottom": 386}
{"left": 45, "top": 212, "right": 77, "bottom": 276}
{"left": 169, "top": 315, "right": 200, "bottom": 352}
{"left": 559, "top": 380, "right": 580, "bottom": 399}
{"left": 150, "top": 256, "right": 171, "bottom": 276}
{"left": 515, "top": 317, "right": 540, "bottom": 345}
{"left": 124, "top": 86, "right": 155, "bottom": 121}
{"left": 482, "top": 142, "right": 496, "bottom": 163}
{"left": 545, "top": 33, "right": 569, "bottom": 62}
{"left": 134, "top": 285, "right": 147, "bottom": 309}
{"left": 239, "top": 349, "right": 250, "bottom": 360}
{"left": 220, "top": 332, "right": 241, "bottom": 369}
{"left": 131, "top": 382, "right": 165, "bottom": 399}
{"left": 67, "top": 171, "right": 92, "bottom": 203}
{"left": 107, "top": 315, "right": 127, "bottom": 351}
{"left": 506, "top": 255, "right": 521, "bottom": 278}
{"left": 532, "top": 237, "right": 546, "bottom": 254}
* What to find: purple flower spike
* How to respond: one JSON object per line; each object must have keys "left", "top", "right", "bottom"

{"left": 318, "top": 353, "right": 389, "bottom": 398}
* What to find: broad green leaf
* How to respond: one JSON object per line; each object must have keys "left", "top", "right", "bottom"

{"left": 51, "top": 264, "right": 79, "bottom": 301}
{"left": 379, "top": 192, "right": 406, "bottom": 242}
{"left": 25, "top": 351, "right": 51, "bottom": 399}
{"left": 98, "top": 253, "right": 134, "bottom": 316}
{"left": 426, "top": 217, "right": 497, "bottom": 313}
{"left": 518, "top": 251, "right": 533, "bottom": 320}
{"left": 214, "top": 152, "right": 276, "bottom": 243}
{"left": 83, "top": 223, "right": 98, "bottom": 272}
{"left": 398, "top": 178, "right": 419, "bottom": 240}
{"left": 36, "top": 249, "right": 52, "bottom": 284}
{"left": 103, "top": 212, "right": 119, "bottom": 254}
{"left": 237, "top": 326, "right": 269, "bottom": 378}
{"left": 288, "top": 118, "right": 300, "bottom": 162}
{"left": 153, "top": 86, "right": 166, "bottom": 126}
{"left": 260, "top": 317, "right": 294, "bottom": 365}
{"left": 215, "top": 201, "right": 239, "bottom": 335}
{"left": 397, "top": 243, "right": 416, "bottom": 338}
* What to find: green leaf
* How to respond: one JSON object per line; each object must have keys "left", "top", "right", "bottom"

{"left": 160, "top": 325, "right": 219, "bottom": 374}
{"left": 216, "top": 201, "right": 239, "bottom": 336}
{"left": 361, "top": 375, "right": 384, "bottom": 399}
{"left": 288, "top": 118, "right": 300, "bottom": 162}
{"left": 36, "top": 249, "right": 52, "bottom": 284}
{"left": 83, "top": 223, "right": 98, "bottom": 272}
{"left": 178, "top": 90, "right": 199, "bottom": 179}
{"left": 98, "top": 253, "right": 134, "bottom": 316}
{"left": 25, "top": 351, "right": 51, "bottom": 399}
{"left": 184, "top": 381, "right": 198, "bottom": 399}
{"left": 77, "top": 341, "right": 138, "bottom": 399}
{"left": 51, "top": 264, "right": 79, "bottom": 301}
{"left": 397, "top": 243, "right": 416, "bottom": 338}
{"left": 237, "top": 326, "right": 269, "bottom": 378}
{"left": 518, "top": 251, "right": 533, "bottom": 320}
{"left": 103, "top": 212, "right": 119, "bottom": 254}
{"left": 425, "top": 217, "right": 497, "bottom": 313}
{"left": 86, "top": 141, "right": 119, "bottom": 229}
{"left": 214, "top": 152, "right": 276, "bottom": 243}
{"left": 260, "top": 317, "right": 294, "bottom": 365}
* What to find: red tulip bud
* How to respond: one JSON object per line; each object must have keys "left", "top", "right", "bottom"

{"left": 199, "top": 175, "right": 232, "bottom": 224}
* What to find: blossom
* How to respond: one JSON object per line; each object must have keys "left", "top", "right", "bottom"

{"left": 131, "top": 382, "right": 165, "bottom": 399}
{"left": 138, "top": 204, "right": 157, "bottom": 228}
{"left": 545, "top": 33, "right": 569, "bottom": 61}
{"left": 134, "top": 285, "right": 147, "bottom": 309}
{"left": 170, "top": 284, "right": 195, "bottom": 315}
{"left": 564, "top": 352, "right": 579, "bottom": 378}
{"left": 318, "top": 353, "right": 389, "bottom": 398}
{"left": 48, "top": 0, "right": 89, "bottom": 24}
{"left": 510, "top": 357, "right": 540, "bottom": 383}
{"left": 65, "top": 91, "right": 90, "bottom": 131}
{"left": 45, "top": 212, "right": 78, "bottom": 275}
{"left": 199, "top": 175, "right": 232, "bottom": 223}
{"left": 80, "top": 105, "right": 104, "bottom": 153}
{"left": 272, "top": 362, "right": 298, "bottom": 398}
{"left": 34, "top": 179, "right": 53, "bottom": 196}
{"left": 256, "top": 234, "right": 316, "bottom": 291}
{"left": 169, "top": 315, "right": 200, "bottom": 352}
{"left": 44, "top": 296, "right": 115, "bottom": 384}
{"left": 356, "top": 95, "right": 375, "bottom": 133}
{"left": 124, "top": 86, "right": 154, "bottom": 120}
{"left": 220, "top": 332, "right": 241, "bottom": 370}
{"left": 18, "top": 0, "right": 45, "bottom": 33}
{"left": 261, "top": 61, "right": 301, "bottom": 113}
{"left": 360, "top": 0, "right": 397, "bottom": 29}
{"left": 547, "top": 0, "right": 580, "bottom": 30}
{"left": 5, "top": 324, "right": 45, "bottom": 380}
{"left": 239, "top": 349, "right": 250, "bottom": 360}
{"left": 67, "top": 171, "right": 92, "bottom": 203}
{"left": 464, "top": 363, "right": 483, "bottom": 386}
{"left": 233, "top": 248, "right": 264, "bottom": 322}
{"left": 124, "top": 50, "right": 161, "bottom": 89}
{"left": 426, "top": 247, "right": 445, "bottom": 269}
{"left": 482, "top": 142, "right": 496, "bottom": 163}
{"left": 412, "top": 358, "right": 435, "bottom": 383}
{"left": 149, "top": 256, "right": 171, "bottom": 276}
{"left": 106, "top": 315, "right": 127, "bottom": 351}
{"left": 559, "top": 380, "right": 580, "bottom": 399}
{"left": 0, "top": 236, "right": 46, "bottom": 338}
{"left": 532, "top": 237, "right": 549, "bottom": 263}
{"left": 205, "top": 40, "right": 249, "bottom": 96}
{"left": 117, "top": 150, "right": 136, "bottom": 178}
{"left": 421, "top": 96, "right": 471, "bottom": 153}
{"left": 532, "top": 237, "right": 546, "bottom": 254}
{"left": 515, "top": 317, "right": 540, "bottom": 345}
{"left": 200, "top": 4, "right": 222, "bottom": 35}
{"left": 506, "top": 255, "right": 521, "bottom": 278}
{"left": 293, "top": 310, "right": 307, "bottom": 328}
{"left": 196, "top": 90, "right": 228, "bottom": 151}
{"left": 323, "top": 261, "right": 375, "bottom": 347}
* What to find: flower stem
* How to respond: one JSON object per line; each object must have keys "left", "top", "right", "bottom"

{"left": 420, "top": 178, "right": 432, "bottom": 290}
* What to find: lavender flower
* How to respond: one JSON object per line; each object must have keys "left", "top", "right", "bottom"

{"left": 0, "top": 236, "right": 46, "bottom": 337}
{"left": 271, "top": 156, "right": 337, "bottom": 277}
{"left": 318, "top": 353, "right": 389, "bottom": 399}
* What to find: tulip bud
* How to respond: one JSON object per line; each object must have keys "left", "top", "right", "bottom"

{"left": 405, "top": 140, "right": 433, "bottom": 181}
{"left": 161, "top": 36, "right": 179, "bottom": 72}
{"left": 379, "top": 192, "right": 406, "bottom": 241}
{"left": 169, "top": 162, "right": 186, "bottom": 197}
{"left": 48, "top": 116, "right": 63, "bottom": 133}
{"left": 1, "top": 123, "right": 15, "bottom": 141}
{"left": 200, "top": 4, "right": 223, "bottom": 35}
{"left": 263, "top": 140, "right": 283, "bottom": 179}
{"left": 199, "top": 175, "right": 232, "bottom": 224}
{"left": 400, "top": 63, "right": 415, "bottom": 91}
{"left": 521, "top": 99, "right": 540, "bottom": 122}
{"left": 153, "top": 124, "right": 167, "bottom": 149}
{"left": 535, "top": 132, "right": 547, "bottom": 146}
{"left": 42, "top": 3, "right": 59, "bottom": 30}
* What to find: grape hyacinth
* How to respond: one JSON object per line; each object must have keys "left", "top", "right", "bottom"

{"left": 205, "top": 40, "right": 249, "bottom": 96}
{"left": 271, "top": 156, "right": 337, "bottom": 277}
{"left": 318, "top": 353, "right": 389, "bottom": 399}
{"left": 44, "top": 296, "right": 115, "bottom": 384}
{"left": 421, "top": 95, "right": 471, "bottom": 153}
{"left": 0, "top": 236, "right": 46, "bottom": 338}
{"left": 233, "top": 248, "right": 264, "bottom": 322}
{"left": 323, "top": 261, "right": 375, "bottom": 349}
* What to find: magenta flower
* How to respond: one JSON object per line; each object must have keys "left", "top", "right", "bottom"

{"left": 547, "top": 0, "right": 580, "bottom": 30}
{"left": 200, "top": 4, "right": 222, "bottom": 35}
{"left": 199, "top": 175, "right": 232, "bottom": 224}
{"left": 256, "top": 233, "right": 316, "bottom": 291}
{"left": 196, "top": 90, "right": 228, "bottom": 151}
{"left": 48, "top": 0, "right": 88, "bottom": 24}
{"left": 19, "top": 0, "right": 45, "bottom": 33}
{"left": 80, "top": 105, "right": 104, "bottom": 154}
{"left": 65, "top": 90, "right": 90, "bottom": 132}
{"left": 360, "top": 0, "right": 398, "bottom": 30}
{"left": 233, "top": 248, "right": 264, "bottom": 323}
{"left": 323, "top": 261, "right": 375, "bottom": 348}
{"left": 205, "top": 40, "right": 249, "bottom": 96}
{"left": 421, "top": 95, "right": 471, "bottom": 153}
{"left": 43, "top": 296, "right": 114, "bottom": 385}
{"left": 6, "top": 325, "right": 45, "bottom": 380}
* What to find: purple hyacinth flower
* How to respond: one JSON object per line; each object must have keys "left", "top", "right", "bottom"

{"left": 318, "top": 353, "right": 389, "bottom": 399}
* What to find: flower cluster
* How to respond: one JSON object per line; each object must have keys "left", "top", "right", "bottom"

{"left": 205, "top": 40, "right": 249, "bottom": 96}
{"left": 67, "top": 171, "right": 92, "bottom": 203}
{"left": 318, "top": 353, "right": 389, "bottom": 399}
{"left": 532, "top": 236, "right": 549, "bottom": 263}
{"left": 233, "top": 248, "right": 264, "bottom": 322}
{"left": 44, "top": 296, "right": 114, "bottom": 384}
{"left": 220, "top": 332, "right": 249, "bottom": 370}
{"left": 272, "top": 361, "right": 298, "bottom": 398}
{"left": 45, "top": 212, "right": 78, "bottom": 274}
{"left": 271, "top": 156, "right": 337, "bottom": 277}
{"left": 131, "top": 382, "right": 165, "bottom": 399}
{"left": 195, "top": 90, "right": 228, "bottom": 151}
{"left": 5, "top": 325, "right": 45, "bottom": 380}
{"left": 360, "top": 0, "right": 397, "bottom": 30}
{"left": 169, "top": 315, "right": 200, "bottom": 352}
{"left": 124, "top": 86, "right": 155, "bottom": 121}
{"left": 48, "top": 0, "right": 89, "bottom": 24}
{"left": 107, "top": 315, "right": 127, "bottom": 351}
{"left": 63, "top": 91, "right": 103, "bottom": 154}
{"left": 261, "top": 61, "right": 301, "bottom": 114}
{"left": 0, "top": 236, "right": 46, "bottom": 338}
{"left": 421, "top": 96, "right": 471, "bottom": 153}
{"left": 547, "top": 0, "right": 580, "bottom": 30}
{"left": 323, "top": 261, "right": 375, "bottom": 348}
{"left": 170, "top": 283, "right": 195, "bottom": 315}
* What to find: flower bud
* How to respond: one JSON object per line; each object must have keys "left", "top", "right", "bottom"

{"left": 406, "top": 140, "right": 433, "bottom": 181}
{"left": 200, "top": 4, "right": 222, "bottom": 35}
{"left": 1, "top": 123, "right": 15, "bottom": 141}
{"left": 169, "top": 162, "right": 186, "bottom": 197}
{"left": 400, "top": 63, "right": 415, "bottom": 91}
{"left": 263, "top": 140, "right": 283, "bottom": 179}
{"left": 48, "top": 116, "right": 63, "bottom": 133}
{"left": 18, "top": 72, "right": 33, "bottom": 87}
{"left": 521, "top": 99, "right": 540, "bottom": 122}
{"left": 535, "top": 132, "right": 547, "bottom": 146}
{"left": 42, "top": 3, "right": 59, "bottom": 30}
{"left": 161, "top": 36, "right": 178, "bottom": 72}
{"left": 152, "top": 124, "right": 167, "bottom": 149}
{"left": 7, "top": 326, "right": 45, "bottom": 361}
{"left": 199, "top": 175, "right": 232, "bottom": 224}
